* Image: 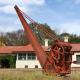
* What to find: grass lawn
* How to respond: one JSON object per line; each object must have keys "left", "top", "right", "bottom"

{"left": 0, "top": 69, "right": 79, "bottom": 80}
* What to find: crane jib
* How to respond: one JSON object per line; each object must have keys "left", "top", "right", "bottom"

{"left": 14, "top": 5, "right": 47, "bottom": 67}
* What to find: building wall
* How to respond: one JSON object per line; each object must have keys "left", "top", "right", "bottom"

{"left": 71, "top": 52, "right": 80, "bottom": 67}
{"left": 16, "top": 53, "right": 41, "bottom": 68}
{"left": 16, "top": 52, "right": 80, "bottom": 68}
{"left": 16, "top": 60, "right": 41, "bottom": 68}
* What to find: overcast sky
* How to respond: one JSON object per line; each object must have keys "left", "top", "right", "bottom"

{"left": 0, "top": 0, "right": 80, "bottom": 35}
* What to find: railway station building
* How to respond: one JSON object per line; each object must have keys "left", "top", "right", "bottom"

{"left": 0, "top": 43, "right": 80, "bottom": 69}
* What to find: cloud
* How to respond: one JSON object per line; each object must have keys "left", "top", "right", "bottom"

{"left": 0, "top": 23, "right": 23, "bottom": 32}
{"left": 0, "top": 5, "right": 15, "bottom": 14}
{"left": 59, "top": 21, "right": 80, "bottom": 35}
{"left": 0, "top": 0, "right": 45, "bottom": 14}
{"left": 23, "top": 0, "right": 45, "bottom": 6}
{"left": 0, "top": 0, "right": 11, "bottom": 4}
{"left": 0, "top": 0, "right": 45, "bottom": 6}
{"left": 0, "top": 0, "right": 23, "bottom": 5}
{"left": 0, "top": 5, "right": 29, "bottom": 15}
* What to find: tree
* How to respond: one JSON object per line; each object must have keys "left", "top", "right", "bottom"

{"left": 60, "top": 33, "right": 80, "bottom": 43}
{"left": 69, "top": 34, "right": 80, "bottom": 43}
{"left": 5, "top": 30, "right": 29, "bottom": 46}
{"left": 0, "top": 23, "right": 57, "bottom": 46}
{"left": 29, "top": 23, "right": 57, "bottom": 45}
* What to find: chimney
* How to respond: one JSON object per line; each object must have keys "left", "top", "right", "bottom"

{"left": 63, "top": 36, "right": 69, "bottom": 42}
{"left": 44, "top": 39, "right": 48, "bottom": 47}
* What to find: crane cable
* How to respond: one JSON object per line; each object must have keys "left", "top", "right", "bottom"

{"left": 20, "top": 9, "right": 60, "bottom": 41}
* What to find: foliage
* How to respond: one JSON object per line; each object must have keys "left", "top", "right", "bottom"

{"left": 60, "top": 33, "right": 80, "bottom": 43}
{"left": 69, "top": 35, "right": 80, "bottom": 43}
{"left": 0, "top": 23, "right": 56, "bottom": 46}
{"left": 0, "top": 30, "right": 29, "bottom": 46}
{"left": 0, "top": 55, "right": 16, "bottom": 68}
{"left": 0, "top": 23, "right": 80, "bottom": 46}
{"left": 29, "top": 23, "right": 57, "bottom": 45}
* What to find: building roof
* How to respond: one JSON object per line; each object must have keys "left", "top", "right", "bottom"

{"left": 71, "top": 44, "right": 80, "bottom": 52}
{"left": 0, "top": 44, "right": 49, "bottom": 54}
{"left": 0, "top": 43, "right": 80, "bottom": 54}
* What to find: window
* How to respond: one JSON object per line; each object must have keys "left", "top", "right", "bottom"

{"left": 27, "top": 53, "right": 36, "bottom": 60}
{"left": 76, "top": 55, "right": 80, "bottom": 64}
{"left": 18, "top": 54, "right": 22, "bottom": 60}
{"left": 25, "top": 65, "right": 28, "bottom": 68}
{"left": 35, "top": 65, "right": 38, "bottom": 68}
{"left": 18, "top": 53, "right": 26, "bottom": 60}
{"left": 22, "top": 54, "right": 26, "bottom": 60}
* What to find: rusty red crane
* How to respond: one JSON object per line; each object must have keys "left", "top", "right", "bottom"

{"left": 14, "top": 5, "right": 73, "bottom": 76}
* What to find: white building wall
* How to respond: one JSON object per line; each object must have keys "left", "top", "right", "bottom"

{"left": 71, "top": 52, "right": 80, "bottom": 67}
{"left": 16, "top": 60, "right": 41, "bottom": 68}
{"left": 16, "top": 52, "right": 80, "bottom": 68}
{"left": 16, "top": 53, "right": 41, "bottom": 68}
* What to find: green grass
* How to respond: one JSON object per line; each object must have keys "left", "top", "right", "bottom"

{"left": 0, "top": 69, "right": 79, "bottom": 80}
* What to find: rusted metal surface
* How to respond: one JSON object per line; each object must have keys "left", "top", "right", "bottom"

{"left": 43, "top": 40, "right": 72, "bottom": 75}
{"left": 14, "top": 5, "right": 47, "bottom": 67}
{"left": 14, "top": 5, "right": 73, "bottom": 76}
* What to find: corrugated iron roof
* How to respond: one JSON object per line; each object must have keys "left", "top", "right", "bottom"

{"left": 0, "top": 44, "right": 49, "bottom": 54}
{"left": 71, "top": 44, "right": 80, "bottom": 52}
{"left": 0, "top": 43, "right": 80, "bottom": 54}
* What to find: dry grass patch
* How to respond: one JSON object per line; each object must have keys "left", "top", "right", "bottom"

{"left": 0, "top": 69, "right": 79, "bottom": 80}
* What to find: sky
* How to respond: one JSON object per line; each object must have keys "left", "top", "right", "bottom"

{"left": 0, "top": 0, "right": 80, "bottom": 35}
